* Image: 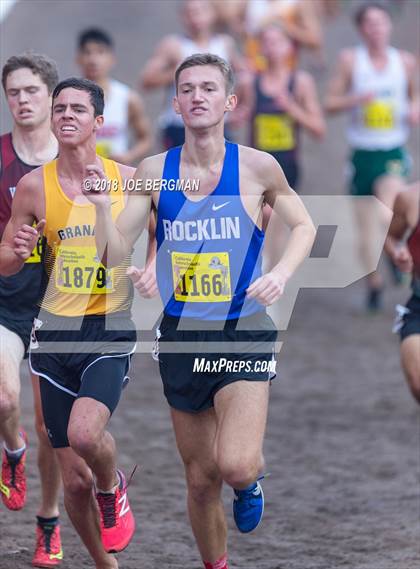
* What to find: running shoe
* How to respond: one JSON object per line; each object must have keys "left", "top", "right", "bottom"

{"left": 233, "top": 479, "right": 264, "bottom": 533}
{"left": 96, "top": 469, "right": 136, "bottom": 553}
{"left": 1, "top": 429, "right": 27, "bottom": 510}
{"left": 204, "top": 559, "right": 228, "bottom": 569}
{"left": 32, "top": 522, "right": 63, "bottom": 567}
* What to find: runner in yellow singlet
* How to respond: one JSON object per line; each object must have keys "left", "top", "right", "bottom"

{"left": 0, "top": 78, "right": 138, "bottom": 569}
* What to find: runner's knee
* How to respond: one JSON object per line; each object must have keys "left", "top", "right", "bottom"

{"left": 67, "top": 426, "right": 102, "bottom": 459}
{"left": 409, "top": 384, "right": 420, "bottom": 404}
{"left": 62, "top": 467, "right": 94, "bottom": 497}
{"left": 217, "top": 454, "right": 263, "bottom": 489}
{"left": 406, "top": 370, "right": 420, "bottom": 404}
{"left": 185, "top": 461, "right": 222, "bottom": 503}
{"left": 0, "top": 326, "right": 24, "bottom": 392}
{"left": 401, "top": 341, "right": 420, "bottom": 404}
{"left": 0, "top": 384, "right": 19, "bottom": 419}
{"left": 0, "top": 347, "right": 21, "bottom": 419}
{"left": 59, "top": 454, "right": 94, "bottom": 496}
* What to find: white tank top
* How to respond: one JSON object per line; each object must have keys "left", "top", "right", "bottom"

{"left": 96, "top": 79, "right": 130, "bottom": 157}
{"left": 160, "top": 35, "right": 230, "bottom": 128}
{"left": 347, "top": 46, "right": 409, "bottom": 150}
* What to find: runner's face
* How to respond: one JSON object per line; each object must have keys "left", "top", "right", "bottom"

{"left": 174, "top": 65, "right": 236, "bottom": 130}
{"left": 51, "top": 88, "right": 103, "bottom": 146}
{"left": 182, "top": 0, "right": 215, "bottom": 36}
{"left": 77, "top": 42, "right": 114, "bottom": 81}
{"left": 260, "top": 26, "right": 293, "bottom": 63}
{"left": 359, "top": 8, "right": 392, "bottom": 47}
{"left": 5, "top": 68, "right": 51, "bottom": 128}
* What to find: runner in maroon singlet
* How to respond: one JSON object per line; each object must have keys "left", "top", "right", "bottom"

{"left": 385, "top": 181, "right": 420, "bottom": 404}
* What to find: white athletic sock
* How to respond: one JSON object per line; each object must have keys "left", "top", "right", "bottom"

{"left": 4, "top": 442, "right": 26, "bottom": 460}
{"left": 96, "top": 472, "right": 120, "bottom": 494}
{"left": 96, "top": 482, "right": 118, "bottom": 495}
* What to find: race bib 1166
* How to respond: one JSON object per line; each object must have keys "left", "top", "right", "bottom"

{"left": 172, "top": 251, "right": 232, "bottom": 303}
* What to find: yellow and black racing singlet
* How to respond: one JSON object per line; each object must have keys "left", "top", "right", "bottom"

{"left": 251, "top": 74, "right": 298, "bottom": 156}
{"left": 40, "top": 158, "right": 132, "bottom": 317}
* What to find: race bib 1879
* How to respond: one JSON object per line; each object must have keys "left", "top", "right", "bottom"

{"left": 55, "top": 245, "right": 114, "bottom": 294}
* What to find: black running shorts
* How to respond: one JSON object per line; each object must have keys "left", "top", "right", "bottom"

{"left": 29, "top": 311, "right": 136, "bottom": 448}
{"left": 156, "top": 311, "right": 278, "bottom": 413}
{"left": 399, "top": 295, "right": 420, "bottom": 341}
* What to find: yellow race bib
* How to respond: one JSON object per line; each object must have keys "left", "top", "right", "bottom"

{"left": 363, "top": 101, "right": 394, "bottom": 129}
{"left": 55, "top": 245, "right": 114, "bottom": 294}
{"left": 25, "top": 237, "right": 43, "bottom": 264}
{"left": 254, "top": 114, "right": 295, "bottom": 152}
{"left": 172, "top": 251, "right": 232, "bottom": 303}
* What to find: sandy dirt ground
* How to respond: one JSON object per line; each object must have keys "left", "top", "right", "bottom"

{"left": 0, "top": 1, "right": 419, "bottom": 568}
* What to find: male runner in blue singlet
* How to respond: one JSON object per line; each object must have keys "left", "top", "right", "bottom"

{"left": 89, "top": 53, "right": 316, "bottom": 569}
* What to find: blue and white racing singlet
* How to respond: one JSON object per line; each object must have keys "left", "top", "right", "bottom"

{"left": 156, "top": 142, "right": 265, "bottom": 320}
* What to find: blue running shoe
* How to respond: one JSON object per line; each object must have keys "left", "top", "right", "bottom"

{"left": 233, "top": 480, "right": 264, "bottom": 533}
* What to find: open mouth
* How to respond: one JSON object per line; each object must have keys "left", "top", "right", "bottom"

{"left": 60, "top": 125, "right": 77, "bottom": 132}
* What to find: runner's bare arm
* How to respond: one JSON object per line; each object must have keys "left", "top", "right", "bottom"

{"left": 279, "top": 0, "right": 322, "bottom": 50}
{"left": 0, "top": 172, "right": 43, "bottom": 276}
{"left": 127, "top": 208, "right": 158, "bottom": 299}
{"left": 247, "top": 152, "right": 316, "bottom": 305}
{"left": 118, "top": 163, "right": 136, "bottom": 202}
{"left": 402, "top": 51, "right": 420, "bottom": 125}
{"left": 145, "top": 208, "right": 157, "bottom": 268}
{"left": 384, "top": 188, "right": 418, "bottom": 272}
{"left": 140, "top": 36, "right": 182, "bottom": 90}
{"left": 263, "top": 154, "right": 316, "bottom": 277}
{"left": 325, "top": 50, "right": 371, "bottom": 113}
{"left": 290, "top": 71, "right": 326, "bottom": 138}
{"left": 93, "top": 158, "right": 153, "bottom": 267}
{"left": 111, "top": 92, "right": 153, "bottom": 165}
